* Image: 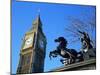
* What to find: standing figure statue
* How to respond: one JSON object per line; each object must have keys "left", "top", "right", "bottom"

{"left": 78, "top": 31, "right": 93, "bottom": 50}
{"left": 78, "top": 31, "right": 96, "bottom": 60}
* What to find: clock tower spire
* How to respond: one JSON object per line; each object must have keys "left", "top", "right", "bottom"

{"left": 17, "top": 14, "right": 47, "bottom": 74}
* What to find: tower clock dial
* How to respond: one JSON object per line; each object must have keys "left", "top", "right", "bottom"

{"left": 25, "top": 37, "right": 33, "bottom": 45}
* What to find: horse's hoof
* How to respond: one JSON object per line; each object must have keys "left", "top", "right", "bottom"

{"left": 54, "top": 56, "right": 57, "bottom": 57}
{"left": 64, "top": 63, "right": 68, "bottom": 66}
{"left": 60, "top": 59, "right": 63, "bottom": 62}
{"left": 60, "top": 59, "right": 64, "bottom": 64}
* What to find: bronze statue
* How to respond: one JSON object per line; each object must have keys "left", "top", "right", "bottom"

{"left": 78, "top": 31, "right": 93, "bottom": 50}
{"left": 49, "top": 37, "right": 83, "bottom": 65}
{"left": 78, "top": 31, "right": 96, "bottom": 60}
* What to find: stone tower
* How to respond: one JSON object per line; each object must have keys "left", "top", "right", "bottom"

{"left": 17, "top": 15, "right": 47, "bottom": 74}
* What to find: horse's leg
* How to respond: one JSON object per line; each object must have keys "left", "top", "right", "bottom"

{"left": 68, "top": 54, "right": 76, "bottom": 64}
{"left": 60, "top": 58, "right": 68, "bottom": 65}
{"left": 60, "top": 59, "right": 64, "bottom": 64}
{"left": 49, "top": 50, "right": 58, "bottom": 60}
{"left": 49, "top": 52, "right": 52, "bottom": 60}
{"left": 49, "top": 51, "right": 55, "bottom": 60}
{"left": 65, "top": 51, "right": 73, "bottom": 64}
{"left": 64, "top": 58, "right": 69, "bottom": 65}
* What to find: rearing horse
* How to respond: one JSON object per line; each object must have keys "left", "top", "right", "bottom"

{"left": 49, "top": 37, "right": 83, "bottom": 64}
{"left": 49, "top": 48, "right": 80, "bottom": 64}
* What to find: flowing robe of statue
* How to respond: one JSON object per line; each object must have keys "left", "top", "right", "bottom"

{"left": 78, "top": 31, "right": 96, "bottom": 60}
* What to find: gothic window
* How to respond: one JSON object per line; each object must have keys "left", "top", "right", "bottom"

{"left": 26, "top": 54, "right": 31, "bottom": 64}
{"left": 21, "top": 66, "right": 29, "bottom": 74}
{"left": 22, "top": 53, "right": 31, "bottom": 66}
{"left": 22, "top": 55, "right": 25, "bottom": 66}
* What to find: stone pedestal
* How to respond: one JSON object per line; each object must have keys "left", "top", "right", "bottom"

{"left": 48, "top": 58, "right": 96, "bottom": 72}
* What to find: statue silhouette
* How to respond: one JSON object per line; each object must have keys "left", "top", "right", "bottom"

{"left": 55, "top": 37, "right": 67, "bottom": 52}
{"left": 78, "top": 31, "right": 96, "bottom": 60}
{"left": 49, "top": 37, "right": 83, "bottom": 65}
{"left": 78, "top": 31, "right": 93, "bottom": 50}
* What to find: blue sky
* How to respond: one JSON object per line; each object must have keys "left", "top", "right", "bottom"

{"left": 12, "top": 0, "right": 96, "bottom": 74}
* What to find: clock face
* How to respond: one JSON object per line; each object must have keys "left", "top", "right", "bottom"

{"left": 25, "top": 37, "right": 33, "bottom": 45}
{"left": 39, "top": 40, "right": 44, "bottom": 49}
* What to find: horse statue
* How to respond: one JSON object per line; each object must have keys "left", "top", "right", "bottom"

{"left": 49, "top": 37, "right": 83, "bottom": 65}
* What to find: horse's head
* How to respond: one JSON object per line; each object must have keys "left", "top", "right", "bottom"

{"left": 55, "top": 37, "right": 66, "bottom": 43}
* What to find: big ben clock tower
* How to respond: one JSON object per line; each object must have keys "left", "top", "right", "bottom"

{"left": 17, "top": 15, "right": 47, "bottom": 74}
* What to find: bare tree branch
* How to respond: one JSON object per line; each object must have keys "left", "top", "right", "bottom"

{"left": 65, "top": 16, "right": 96, "bottom": 47}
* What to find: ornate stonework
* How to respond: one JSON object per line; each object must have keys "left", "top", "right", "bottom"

{"left": 17, "top": 15, "right": 47, "bottom": 74}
